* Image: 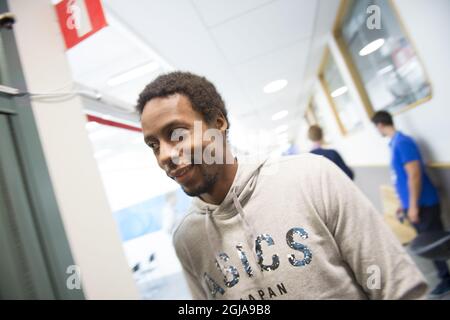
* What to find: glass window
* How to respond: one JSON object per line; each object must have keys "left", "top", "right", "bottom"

{"left": 320, "top": 51, "right": 364, "bottom": 135}
{"left": 85, "top": 115, "right": 192, "bottom": 299}
{"left": 338, "top": 0, "right": 431, "bottom": 113}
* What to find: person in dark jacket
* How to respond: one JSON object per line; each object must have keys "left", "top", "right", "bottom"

{"left": 308, "top": 125, "right": 354, "bottom": 180}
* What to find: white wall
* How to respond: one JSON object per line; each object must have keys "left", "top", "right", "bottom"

{"left": 8, "top": 0, "right": 139, "bottom": 299}
{"left": 391, "top": 0, "right": 450, "bottom": 163}
{"left": 307, "top": 0, "right": 450, "bottom": 166}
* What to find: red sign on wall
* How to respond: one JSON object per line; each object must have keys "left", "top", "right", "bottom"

{"left": 55, "top": 0, "right": 108, "bottom": 50}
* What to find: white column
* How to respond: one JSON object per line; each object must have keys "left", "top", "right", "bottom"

{"left": 8, "top": 0, "right": 139, "bottom": 299}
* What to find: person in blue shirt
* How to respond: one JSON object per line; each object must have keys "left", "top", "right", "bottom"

{"left": 308, "top": 125, "right": 354, "bottom": 180}
{"left": 372, "top": 110, "right": 450, "bottom": 297}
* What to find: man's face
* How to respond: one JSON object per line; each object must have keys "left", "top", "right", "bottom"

{"left": 141, "top": 93, "right": 223, "bottom": 197}
{"left": 375, "top": 123, "right": 388, "bottom": 137}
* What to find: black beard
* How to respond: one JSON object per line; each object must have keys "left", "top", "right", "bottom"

{"left": 181, "top": 165, "right": 219, "bottom": 197}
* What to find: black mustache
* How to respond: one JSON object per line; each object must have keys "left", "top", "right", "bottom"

{"left": 165, "top": 155, "right": 195, "bottom": 172}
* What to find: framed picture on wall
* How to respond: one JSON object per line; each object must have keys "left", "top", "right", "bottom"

{"left": 333, "top": 0, "right": 432, "bottom": 116}
{"left": 318, "top": 48, "right": 364, "bottom": 136}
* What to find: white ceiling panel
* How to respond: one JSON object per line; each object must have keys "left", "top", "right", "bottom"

{"left": 232, "top": 40, "right": 310, "bottom": 111}
{"left": 68, "top": 0, "right": 341, "bottom": 149}
{"left": 66, "top": 27, "right": 147, "bottom": 80}
{"left": 103, "top": 0, "right": 253, "bottom": 114}
{"left": 209, "top": 0, "right": 317, "bottom": 65}
{"left": 102, "top": 70, "right": 163, "bottom": 106}
{"left": 191, "top": 0, "right": 274, "bottom": 27}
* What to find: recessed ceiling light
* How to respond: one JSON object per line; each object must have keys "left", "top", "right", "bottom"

{"left": 359, "top": 38, "right": 385, "bottom": 56}
{"left": 107, "top": 61, "right": 160, "bottom": 87}
{"left": 331, "top": 86, "right": 348, "bottom": 98}
{"left": 263, "top": 79, "right": 288, "bottom": 94}
{"left": 275, "top": 124, "right": 288, "bottom": 134}
{"left": 271, "top": 110, "right": 289, "bottom": 121}
{"left": 378, "top": 65, "right": 394, "bottom": 75}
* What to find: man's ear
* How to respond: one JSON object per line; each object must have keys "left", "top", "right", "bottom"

{"left": 215, "top": 114, "right": 228, "bottom": 132}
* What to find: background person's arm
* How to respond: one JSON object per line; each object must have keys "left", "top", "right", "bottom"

{"left": 404, "top": 160, "right": 422, "bottom": 224}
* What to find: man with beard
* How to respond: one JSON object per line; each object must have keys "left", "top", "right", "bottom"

{"left": 137, "top": 71, "right": 427, "bottom": 300}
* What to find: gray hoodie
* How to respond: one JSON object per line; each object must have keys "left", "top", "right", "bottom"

{"left": 173, "top": 154, "right": 428, "bottom": 300}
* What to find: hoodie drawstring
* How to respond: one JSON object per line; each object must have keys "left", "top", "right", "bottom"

{"left": 203, "top": 186, "right": 263, "bottom": 280}
{"left": 204, "top": 207, "right": 222, "bottom": 261}
{"left": 201, "top": 158, "right": 268, "bottom": 283}
{"left": 231, "top": 187, "right": 261, "bottom": 271}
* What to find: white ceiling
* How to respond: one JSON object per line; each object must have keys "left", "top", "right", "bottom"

{"left": 66, "top": 0, "right": 341, "bottom": 147}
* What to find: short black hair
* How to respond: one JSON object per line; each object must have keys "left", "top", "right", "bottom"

{"left": 371, "top": 110, "right": 394, "bottom": 126}
{"left": 136, "top": 71, "right": 229, "bottom": 129}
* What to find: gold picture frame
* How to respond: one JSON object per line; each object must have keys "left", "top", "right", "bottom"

{"left": 332, "top": 0, "right": 433, "bottom": 117}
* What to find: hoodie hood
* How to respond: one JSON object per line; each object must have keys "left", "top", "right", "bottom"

{"left": 187, "top": 156, "right": 268, "bottom": 276}
{"left": 189, "top": 156, "right": 267, "bottom": 217}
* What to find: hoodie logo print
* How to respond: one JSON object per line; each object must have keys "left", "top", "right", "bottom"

{"left": 203, "top": 227, "right": 313, "bottom": 298}
{"left": 215, "top": 253, "right": 239, "bottom": 288}
{"left": 286, "top": 227, "right": 313, "bottom": 267}
{"left": 236, "top": 243, "right": 254, "bottom": 277}
{"left": 204, "top": 272, "right": 225, "bottom": 298}
{"left": 255, "top": 234, "right": 280, "bottom": 271}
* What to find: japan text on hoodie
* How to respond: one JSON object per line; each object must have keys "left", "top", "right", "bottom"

{"left": 173, "top": 154, "right": 428, "bottom": 300}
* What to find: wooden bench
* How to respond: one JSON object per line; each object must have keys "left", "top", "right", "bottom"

{"left": 380, "top": 185, "right": 417, "bottom": 245}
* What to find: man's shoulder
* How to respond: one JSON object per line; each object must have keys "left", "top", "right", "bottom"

{"left": 172, "top": 210, "right": 202, "bottom": 250}
{"left": 265, "top": 153, "right": 324, "bottom": 165}
{"left": 393, "top": 134, "right": 419, "bottom": 155}
{"left": 396, "top": 132, "right": 417, "bottom": 146}
{"left": 321, "top": 148, "right": 340, "bottom": 158}
{"left": 259, "top": 153, "right": 325, "bottom": 178}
